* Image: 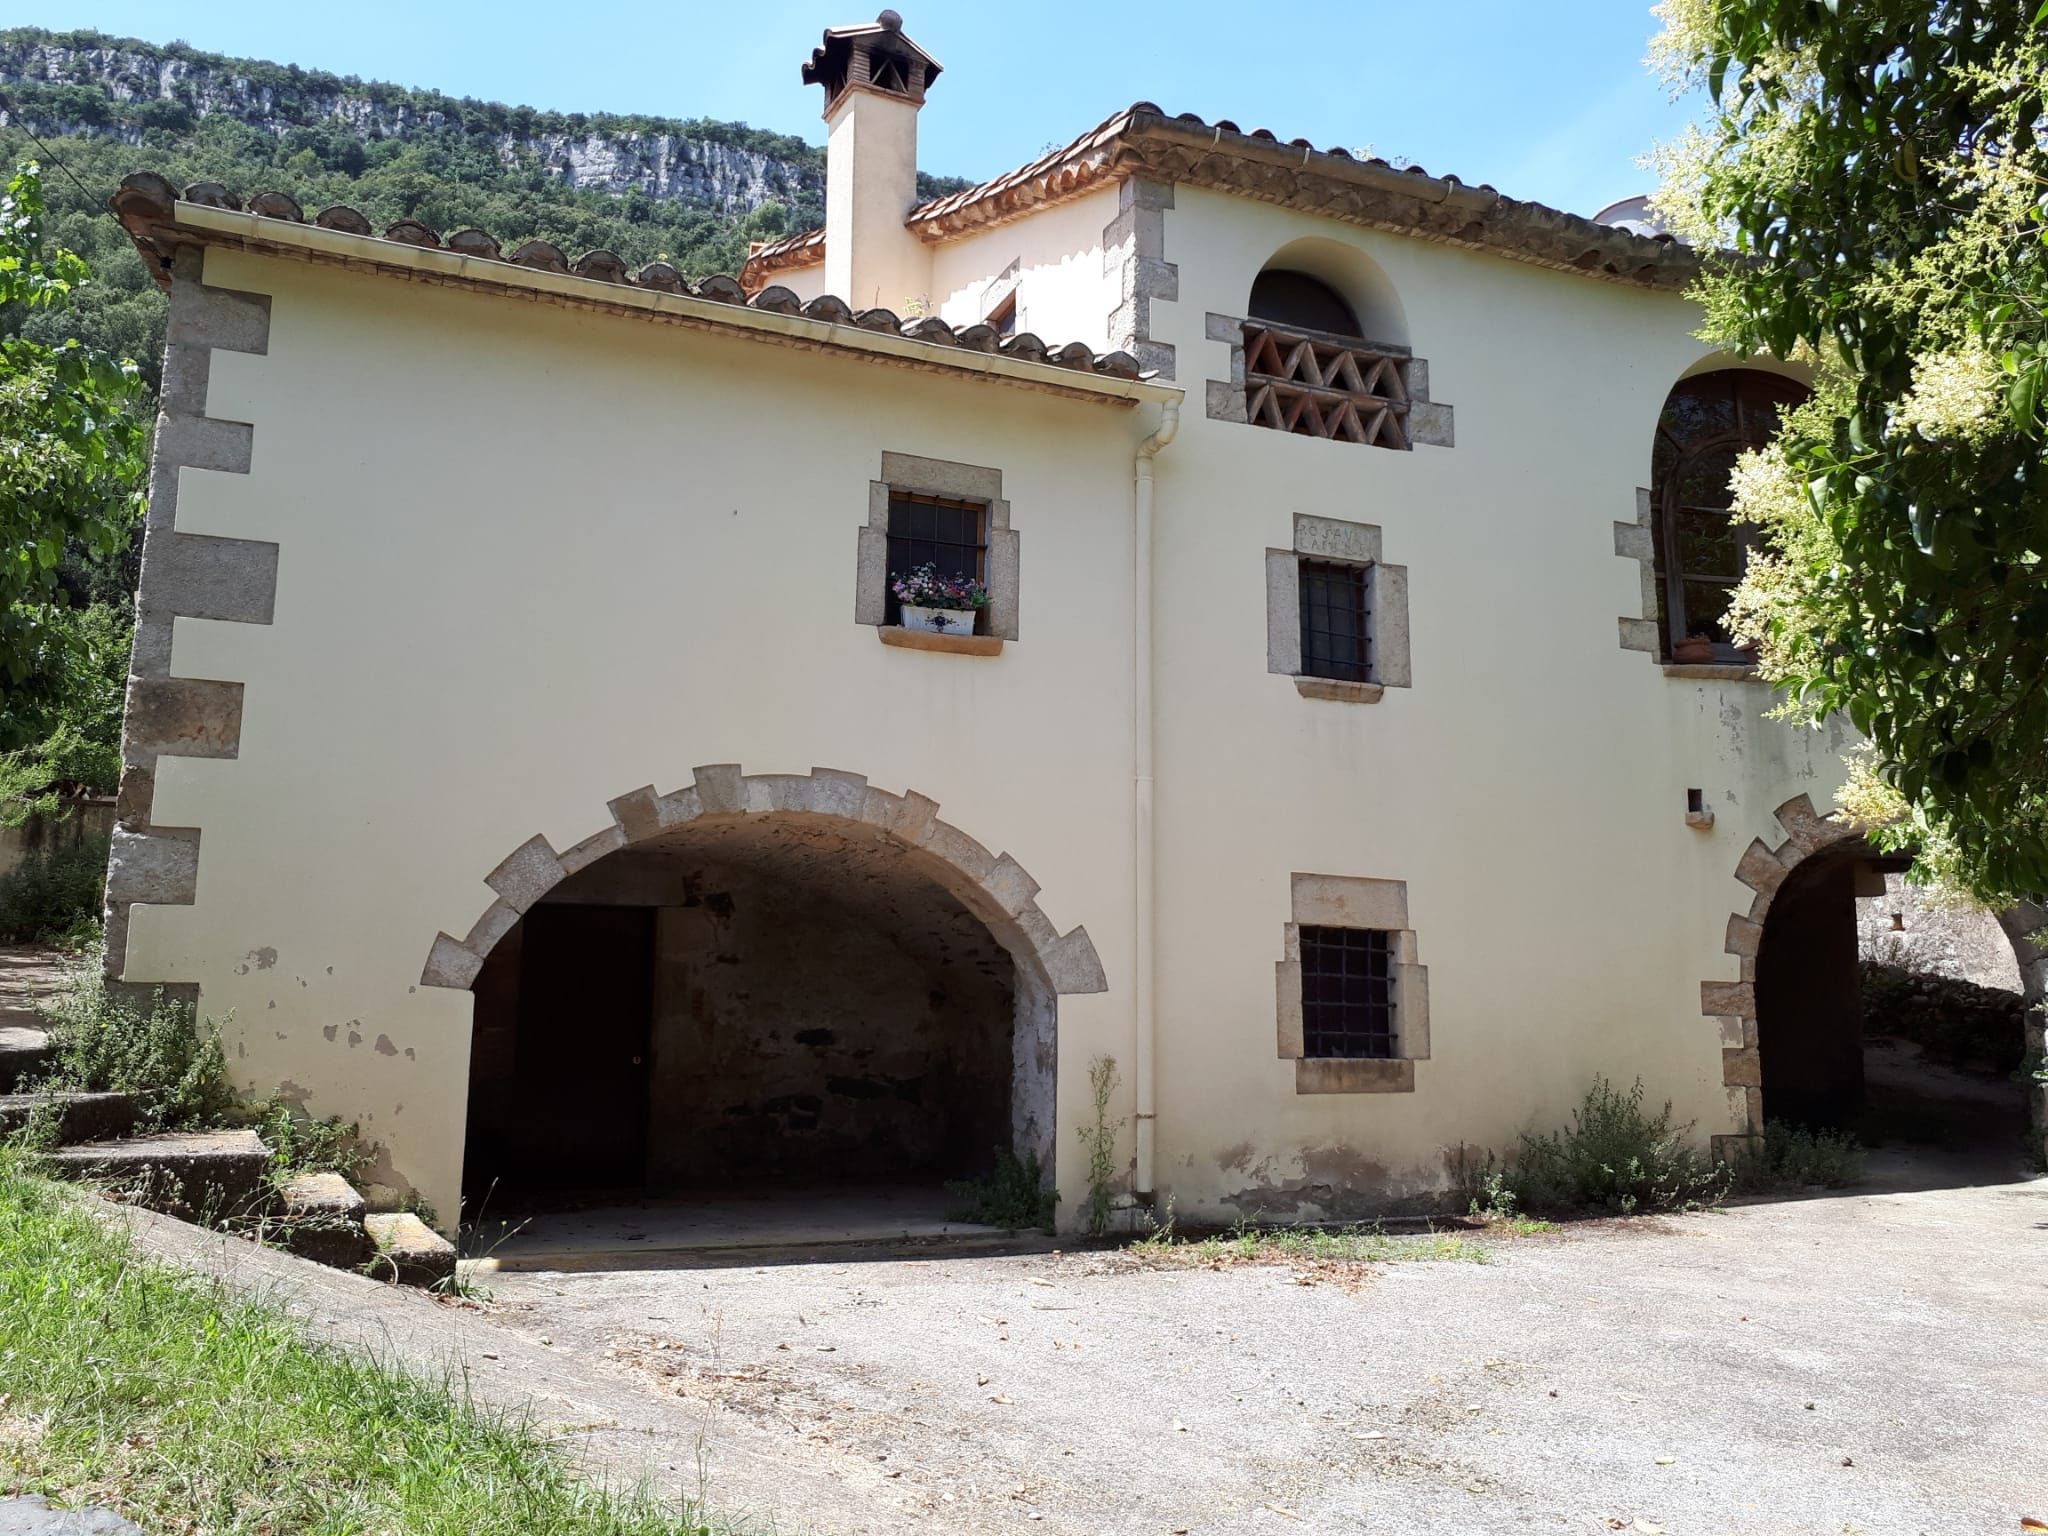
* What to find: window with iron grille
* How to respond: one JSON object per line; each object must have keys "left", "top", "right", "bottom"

{"left": 1299, "top": 560, "right": 1371, "bottom": 682}
{"left": 886, "top": 492, "right": 987, "bottom": 627}
{"left": 1300, "top": 926, "right": 1396, "bottom": 1059}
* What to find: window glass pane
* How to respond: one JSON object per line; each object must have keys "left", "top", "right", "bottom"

{"left": 1299, "top": 925, "right": 1396, "bottom": 1060}
{"left": 1299, "top": 561, "right": 1371, "bottom": 683}
{"left": 886, "top": 493, "right": 987, "bottom": 624}
{"left": 1682, "top": 579, "right": 1736, "bottom": 641}
{"left": 1675, "top": 444, "right": 1744, "bottom": 511}
{"left": 1677, "top": 509, "right": 1742, "bottom": 579}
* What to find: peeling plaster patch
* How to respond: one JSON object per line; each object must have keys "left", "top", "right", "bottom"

{"left": 404, "top": 1047, "right": 415, "bottom": 1060}
{"left": 346, "top": 1029, "right": 362, "bottom": 1048}
{"left": 321, "top": 1024, "right": 338, "bottom": 1042}
{"left": 266, "top": 1000, "right": 275, "bottom": 1010}
{"left": 1224, "top": 1142, "right": 1442, "bottom": 1222}
{"left": 274, "top": 1080, "right": 311, "bottom": 1110}
{"left": 250, "top": 947, "right": 277, "bottom": 970}
{"left": 1216, "top": 1141, "right": 1255, "bottom": 1175}
{"left": 373, "top": 1034, "right": 398, "bottom": 1056}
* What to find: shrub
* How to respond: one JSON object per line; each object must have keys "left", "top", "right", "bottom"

{"left": 33, "top": 950, "right": 234, "bottom": 1131}
{"left": 1496, "top": 1077, "right": 1728, "bottom": 1216}
{"left": 1732, "top": 1120, "right": 1864, "bottom": 1192}
{"left": 945, "top": 1149, "right": 1056, "bottom": 1232}
{"left": 0, "top": 831, "right": 108, "bottom": 943}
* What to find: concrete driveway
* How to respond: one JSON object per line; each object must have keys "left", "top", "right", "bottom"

{"left": 474, "top": 1149, "right": 2048, "bottom": 1536}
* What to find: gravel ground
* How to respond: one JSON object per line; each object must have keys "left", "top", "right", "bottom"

{"left": 483, "top": 1150, "right": 2048, "bottom": 1536}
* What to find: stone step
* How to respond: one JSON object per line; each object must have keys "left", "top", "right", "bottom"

{"left": 0, "top": 1090, "right": 141, "bottom": 1144}
{"left": 364, "top": 1210, "right": 457, "bottom": 1289}
{"left": 0, "top": 1025, "right": 50, "bottom": 1093}
{"left": 278, "top": 1170, "right": 372, "bottom": 1269}
{"left": 45, "top": 1129, "right": 271, "bottom": 1220}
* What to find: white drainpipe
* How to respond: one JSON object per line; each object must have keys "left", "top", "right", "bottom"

{"left": 1132, "top": 400, "right": 1179, "bottom": 1199}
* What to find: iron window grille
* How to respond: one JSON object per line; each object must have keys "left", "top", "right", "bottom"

{"left": 886, "top": 492, "right": 987, "bottom": 627}
{"left": 1299, "top": 560, "right": 1371, "bottom": 682}
{"left": 1299, "top": 925, "right": 1396, "bottom": 1059}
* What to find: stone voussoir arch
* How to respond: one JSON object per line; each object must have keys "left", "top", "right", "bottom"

{"left": 418, "top": 764, "right": 1109, "bottom": 999}
{"left": 1699, "top": 792, "right": 1867, "bottom": 1159}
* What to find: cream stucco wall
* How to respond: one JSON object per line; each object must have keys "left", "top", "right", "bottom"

{"left": 131, "top": 246, "right": 1149, "bottom": 1226}
{"left": 127, "top": 173, "right": 1862, "bottom": 1233}
{"left": 1133, "top": 186, "right": 1850, "bottom": 1215}
{"left": 930, "top": 185, "right": 1121, "bottom": 350}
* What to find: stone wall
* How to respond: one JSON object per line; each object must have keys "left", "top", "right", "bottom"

{"left": 1855, "top": 874, "right": 2022, "bottom": 993}
{"left": 0, "top": 797, "right": 114, "bottom": 881}
{"left": 643, "top": 859, "right": 1014, "bottom": 1186}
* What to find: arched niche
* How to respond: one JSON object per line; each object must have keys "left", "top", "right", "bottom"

{"left": 1250, "top": 236, "right": 1407, "bottom": 349}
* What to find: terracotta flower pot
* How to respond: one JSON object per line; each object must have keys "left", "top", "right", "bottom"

{"left": 1673, "top": 635, "right": 1717, "bottom": 664}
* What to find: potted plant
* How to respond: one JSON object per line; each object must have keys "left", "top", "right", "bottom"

{"left": 892, "top": 563, "right": 989, "bottom": 636}
{"left": 1672, "top": 626, "right": 1718, "bottom": 665}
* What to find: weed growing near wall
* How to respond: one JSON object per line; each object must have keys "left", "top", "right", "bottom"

{"left": 944, "top": 1149, "right": 1056, "bottom": 1232}
{"left": 1493, "top": 1077, "right": 1728, "bottom": 1216}
{"left": 32, "top": 951, "right": 233, "bottom": 1131}
{"left": 1080, "top": 1055, "right": 1121, "bottom": 1237}
{"left": 1730, "top": 1121, "right": 1864, "bottom": 1192}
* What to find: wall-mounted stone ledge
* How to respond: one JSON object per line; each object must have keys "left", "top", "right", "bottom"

{"left": 1296, "top": 1058, "right": 1415, "bottom": 1094}
{"left": 879, "top": 626, "right": 1004, "bottom": 656}
{"left": 1294, "top": 677, "right": 1383, "bottom": 704}
{"left": 1662, "top": 663, "right": 1764, "bottom": 682}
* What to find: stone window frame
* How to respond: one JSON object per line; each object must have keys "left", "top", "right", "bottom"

{"left": 855, "top": 451, "right": 1019, "bottom": 643}
{"left": 1276, "top": 873, "right": 1430, "bottom": 1094}
{"left": 1267, "top": 514, "right": 1410, "bottom": 704}
{"left": 1207, "top": 312, "right": 1454, "bottom": 448}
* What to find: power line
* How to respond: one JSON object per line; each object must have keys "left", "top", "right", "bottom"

{"left": 0, "top": 88, "right": 116, "bottom": 214}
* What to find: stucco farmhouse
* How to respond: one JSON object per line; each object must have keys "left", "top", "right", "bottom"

{"left": 103, "top": 11, "right": 1876, "bottom": 1231}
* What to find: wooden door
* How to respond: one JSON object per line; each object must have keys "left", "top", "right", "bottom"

{"left": 513, "top": 904, "right": 654, "bottom": 1188}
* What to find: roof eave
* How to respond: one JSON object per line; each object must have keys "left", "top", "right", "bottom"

{"left": 125, "top": 198, "right": 1180, "bottom": 408}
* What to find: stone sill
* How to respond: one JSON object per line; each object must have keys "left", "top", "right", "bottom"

{"left": 1294, "top": 676, "right": 1384, "bottom": 704}
{"left": 879, "top": 625, "right": 1003, "bottom": 657}
{"left": 1295, "top": 1057, "right": 1416, "bottom": 1094}
{"left": 1662, "top": 662, "right": 1762, "bottom": 682}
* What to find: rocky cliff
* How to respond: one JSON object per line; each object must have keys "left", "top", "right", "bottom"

{"left": 0, "top": 28, "right": 830, "bottom": 218}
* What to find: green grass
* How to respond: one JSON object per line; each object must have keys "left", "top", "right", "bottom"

{"left": 1131, "top": 1217, "right": 1491, "bottom": 1268}
{"left": 0, "top": 1151, "right": 727, "bottom": 1534}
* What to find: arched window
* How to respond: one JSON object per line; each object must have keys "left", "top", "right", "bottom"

{"left": 1651, "top": 369, "right": 1809, "bottom": 657}
{"left": 1248, "top": 270, "right": 1362, "bottom": 338}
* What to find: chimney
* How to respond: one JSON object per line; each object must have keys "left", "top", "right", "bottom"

{"left": 803, "top": 10, "right": 940, "bottom": 312}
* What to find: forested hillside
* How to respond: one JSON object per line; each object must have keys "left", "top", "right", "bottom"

{"left": 0, "top": 26, "right": 969, "bottom": 389}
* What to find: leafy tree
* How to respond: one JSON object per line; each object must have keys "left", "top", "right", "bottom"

{"left": 1651, "top": 1, "right": 2048, "bottom": 901}
{"left": 0, "top": 161, "right": 147, "bottom": 714}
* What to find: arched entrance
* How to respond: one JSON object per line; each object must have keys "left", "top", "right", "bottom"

{"left": 423, "top": 766, "right": 1105, "bottom": 1233}
{"left": 1706, "top": 796, "right": 2036, "bottom": 1177}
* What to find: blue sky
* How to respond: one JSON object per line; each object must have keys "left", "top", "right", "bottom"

{"left": 18, "top": 1, "right": 1696, "bottom": 218}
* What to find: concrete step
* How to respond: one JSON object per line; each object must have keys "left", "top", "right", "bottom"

{"left": 0, "top": 1090, "right": 141, "bottom": 1144}
{"left": 364, "top": 1211, "right": 457, "bottom": 1289}
{"left": 278, "top": 1171, "right": 372, "bottom": 1269}
{"left": 0, "top": 1025, "right": 50, "bottom": 1093}
{"left": 46, "top": 1129, "right": 271, "bottom": 1220}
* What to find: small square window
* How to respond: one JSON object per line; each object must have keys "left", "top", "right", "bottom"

{"left": 1299, "top": 925, "right": 1396, "bottom": 1059}
{"left": 987, "top": 293, "right": 1018, "bottom": 339}
{"left": 886, "top": 492, "right": 987, "bottom": 626}
{"left": 1299, "top": 560, "right": 1371, "bottom": 682}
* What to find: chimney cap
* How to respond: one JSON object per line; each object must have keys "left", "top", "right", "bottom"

{"left": 803, "top": 12, "right": 942, "bottom": 108}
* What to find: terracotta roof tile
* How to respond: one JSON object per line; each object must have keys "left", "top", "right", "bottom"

{"left": 740, "top": 102, "right": 1694, "bottom": 293}
{"left": 108, "top": 171, "right": 1160, "bottom": 386}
